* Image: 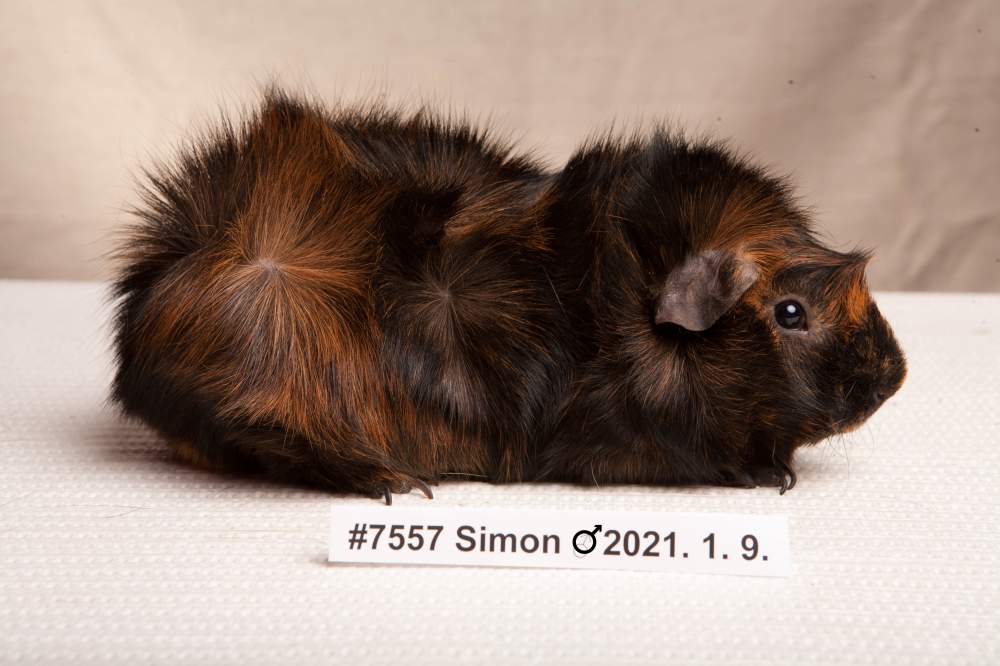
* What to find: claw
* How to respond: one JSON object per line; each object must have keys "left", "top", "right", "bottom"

{"left": 776, "top": 460, "right": 797, "bottom": 494}
{"left": 411, "top": 478, "right": 434, "bottom": 500}
{"left": 738, "top": 462, "right": 797, "bottom": 494}
{"left": 785, "top": 463, "right": 797, "bottom": 491}
{"left": 373, "top": 476, "right": 434, "bottom": 504}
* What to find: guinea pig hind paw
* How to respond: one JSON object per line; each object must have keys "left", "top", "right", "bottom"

{"left": 369, "top": 476, "right": 435, "bottom": 505}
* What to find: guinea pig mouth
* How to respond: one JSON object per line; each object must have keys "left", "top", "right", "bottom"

{"left": 832, "top": 372, "right": 904, "bottom": 434}
{"left": 834, "top": 402, "right": 879, "bottom": 434}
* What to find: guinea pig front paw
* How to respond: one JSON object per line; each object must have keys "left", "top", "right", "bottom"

{"left": 721, "top": 461, "right": 797, "bottom": 494}
{"left": 744, "top": 462, "right": 797, "bottom": 495}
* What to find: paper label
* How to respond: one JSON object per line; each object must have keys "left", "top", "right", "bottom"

{"left": 329, "top": 505, "right": 790, "bottom": 577}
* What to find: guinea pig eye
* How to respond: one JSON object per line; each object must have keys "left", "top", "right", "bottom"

{"left": 774, "top": 300, "right": 807, "bottom": 330}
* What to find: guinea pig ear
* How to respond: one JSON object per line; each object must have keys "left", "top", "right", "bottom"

{"left": 654, "top": 250, "right": 759, "bottom": 331}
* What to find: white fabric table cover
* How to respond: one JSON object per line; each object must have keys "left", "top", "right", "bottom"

{"left": 1, "top": 280, "right": 997, "bottom": 664}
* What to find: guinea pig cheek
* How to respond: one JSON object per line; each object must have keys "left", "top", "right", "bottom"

{"left": 768, "top": 303, "right": 844, "bottom": 442}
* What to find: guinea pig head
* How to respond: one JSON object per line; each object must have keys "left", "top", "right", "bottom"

{"left": 599, "top": 136, "right": 909, "bottom": 472}
{"left": 761, "top": 248, "right": 907, "bottom": 437}
{"left": 654, "top": 241, "right": 907, "bottom": 450}
{"left": 644, "top": 184, "right": 908, "bottom": 468}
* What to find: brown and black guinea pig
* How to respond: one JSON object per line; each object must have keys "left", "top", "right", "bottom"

{"left": 111, "top": 89, "right": 906, "bottom": 503}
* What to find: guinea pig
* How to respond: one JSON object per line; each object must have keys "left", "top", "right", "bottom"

{"left": 111, "top": 89, "right": 906, "bottom": 502}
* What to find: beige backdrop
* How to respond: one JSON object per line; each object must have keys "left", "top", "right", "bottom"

{"left": 1, "top": 0, "right": 997, "bottom": 289}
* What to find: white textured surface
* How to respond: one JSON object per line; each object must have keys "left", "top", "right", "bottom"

{"left": 0, "top": 280, "right": 997, "bottom": 665}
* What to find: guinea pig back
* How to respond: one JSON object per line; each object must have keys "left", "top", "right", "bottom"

{"left": 111, "top": 90, "right": 906, "bottom": 500}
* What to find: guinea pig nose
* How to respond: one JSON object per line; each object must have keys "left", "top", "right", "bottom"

{"left": 884, "top": 364, "right": 906, "bottom": 395}
{"left": 873, "top": 378, "right": 901, "bottom": 406}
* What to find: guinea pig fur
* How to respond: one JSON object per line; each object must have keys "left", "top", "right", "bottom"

{"left": 111, "top": 89, "right": 907, "bottom": 502}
